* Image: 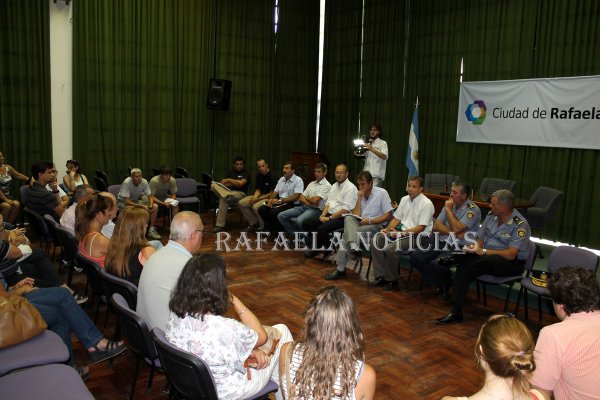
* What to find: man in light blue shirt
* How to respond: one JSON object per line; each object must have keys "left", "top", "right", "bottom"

{"left": 258, "top": 162, "right": 304, "bottom": 234}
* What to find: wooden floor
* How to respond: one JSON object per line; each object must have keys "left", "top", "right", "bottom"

{"left": 62, "top": 211, "right": 557, "bottom": 399}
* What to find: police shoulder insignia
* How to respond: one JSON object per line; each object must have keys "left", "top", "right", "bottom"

{"left": 467, "top": 211, "right": 475, "bottom": 219}
{"left": 513, "top": 216, "right": 524, "bottom": 226}
{"left": 517, "top": 229, "right": 526, "bottom": 238}
{"left": 468, "top": 202, "right": 475, "bottom": 209}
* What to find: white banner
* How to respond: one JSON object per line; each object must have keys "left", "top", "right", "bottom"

{"left": 457, "top": 76, "right": 600, "bottom": 149}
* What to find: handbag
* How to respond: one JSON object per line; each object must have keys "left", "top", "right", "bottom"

{"left": 0, "top": 295, "right": 48, "bottom": 349}
{"left": 243, "top": 325, "right": 282, "bottom": 379}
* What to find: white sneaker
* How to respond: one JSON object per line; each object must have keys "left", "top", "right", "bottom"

{"left": 147, "top": 228, "right": 161, "bottom": 240}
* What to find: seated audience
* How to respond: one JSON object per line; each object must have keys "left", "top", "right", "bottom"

{"left": 62, "top": 159, "right": 89, "bottom": 195}
{"left": 532, "top": 266, "right": 600, "bottom": 399}
{"left": 25, "top": 161, "right": 68, "bottom": 220}
{"left": 278, "top": 162, "right": 331, "bottom": 237}
{"left": 105, "top": 207, "right": 156, "bottom": 286}
{"left": 75, "top": 194, "right": 112, "bottom": 268}
{"left": 279, "top": 286, "right": 376, "bottom": 399}
{"left": 137, "top": 211, "right": 203, "bottom": 330}
{"left": 238, "top": 158, "right": 278, "bottom": 232}
{"left": 442, "top": 314, "right": 541, "bottom": 400}
{"left": 60, "top": 184, "right": 94, "bottom": 235}
{"left": 326, "top": 171, "right": 393, "bottom": 280}
{"left": 303, "top": 164, "right": 358, "bottom": 258}
{"left": 0, "top": 272, "right": 126, "bottom": 376}
{"left": 211, "top": 156, "right": 251, "bottom": 233}
{"left": 117, "top": 168, "right": 160, "bottom": 240}
{"left": 98, "top": 191, "right": 117, "bottom": 238}
{"left": 167, "top": 253, "right": 293, "bottom": 400}
{"left": 0, "top": 150, "right": 29, "bottom": 224}
{"left": 149, "top": 165, "right": 179, "bottom": 217}
{"left": 437, "top": 189, "right": 530, "bottom": 325}
{"left": 411, "top": 180, "right": 481, "bottom": 298}
{"left": 370, "top": 176, "right": 434, "bottom": 291}
{"left": 257, "top": 161, "right": 304, "bottom": 234}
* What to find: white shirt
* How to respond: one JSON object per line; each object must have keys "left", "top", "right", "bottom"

{"left": 303, "top": 178, "right": 332, "bottom": 210}
{"left": 118, "top": 177, "right": 151, "bottom": 202}
{"left": 363, "top": 138, "right": 388, "bottom": 180}
{"left": 59, "top": 202, "right": 78, "bottom": 234}
{"left": 392, "top": 193, "right": 434, "bottom": 232}
{"left": 326, "top": 179, "right": 358, "bottom": 215}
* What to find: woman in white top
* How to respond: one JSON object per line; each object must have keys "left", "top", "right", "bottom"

{"left": 62, "top": 159, "right": 89, "bottom": 195}
{"left": 279, "top": 286, "right": 376, "bottom": 400}
{"left": 443, "top": 314, "right": 544, "bottom": 400}
{"left": 166, "top": 253, "right": 292, "bottom": 400}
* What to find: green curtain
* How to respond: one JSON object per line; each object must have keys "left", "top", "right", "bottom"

{"left": 318, "top": 0, "right": 363, "bottom": 176}
{"left": 0, "top": 0, "right": 51, "bottom": 183}
{"left": 73, "top": 0, "right": 215, "bottom": 182}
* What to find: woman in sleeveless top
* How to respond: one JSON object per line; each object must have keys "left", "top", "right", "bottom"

{"left": 0, "top": 151, "right": 29, "bottom": 224}
{"left": 442, "top": 314, "right": 543, "bottom": 400}
{"left": 279, "top": 286, "right": 376, "bottom": 400}
{"left": 105, "top": 207, "right": 156, "bottom": 285}
{"left": 62, "top": 159, "right": 89, "bottom": 195}
{"left": 75, "top": 195, "right": 112, "bottom": 267}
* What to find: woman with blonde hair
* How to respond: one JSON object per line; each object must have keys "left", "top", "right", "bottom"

{"left": 443, "top": 314, "right": 544, "bottom": 400}
{"left": 105, "top": 207, "right": 156, "bottom": 285}
{"left": 279, "top": 286, "right": 376, "bottom": 400}
{"left": 75, "top": 194, "right": 112, "bottom": 267}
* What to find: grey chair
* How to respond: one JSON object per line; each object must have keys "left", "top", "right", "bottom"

{"left": 151, "top": 328, "right": 278, "bottom": 400}
{"left": 515, "top": 245, "right": 599, "bottom": 322}
{"left": 0, "top": 364, "right": 94, "bottom": 400}
{"left": 175, "top": 178, "right": 200, "bottom": 213}
{"left": 111, "top": 293, "right": 161, "bottom": 400}
{"left": 424, "top": 174, "right": 460, "bottom": 191}
{"left": 107, "top": 184, "right": 121, "bottom": 199}
{"left": 476, "top": 240, "right": 537, "bottom": 312}
{"left": 478, "top": 178, "right": 516, "bottom": 199}
{"left": 526, "top": 186, "right": 564, "bottom": 229}
{"left": 0, "top": 330, "right": 69, "bottom": 376}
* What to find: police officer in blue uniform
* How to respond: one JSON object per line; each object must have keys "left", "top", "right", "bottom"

{"left": 437, "top": 189, "right": 531, "bottom": 324}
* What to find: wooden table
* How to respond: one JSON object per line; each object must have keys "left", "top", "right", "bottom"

{"left": 424, "top": 188, "right": 534, "bottom": 218}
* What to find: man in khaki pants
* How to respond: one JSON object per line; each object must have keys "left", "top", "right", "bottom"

{"left": 238, "top": 158, "right": 278, "bottom": 232}
{"left": 211, "top": 156, "right": 250, "bottom": 233}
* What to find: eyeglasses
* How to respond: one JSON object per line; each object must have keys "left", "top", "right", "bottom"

{"left": 196, "top": 228, "right": 206, "bottom": 234}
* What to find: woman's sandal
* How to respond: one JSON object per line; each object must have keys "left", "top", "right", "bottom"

{"left": 89, "top": 339, "right": 126, "bottom": 364}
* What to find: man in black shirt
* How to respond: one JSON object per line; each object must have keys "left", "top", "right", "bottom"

{"left": 210, "top": 156, "right": 251, "bottom": 233}
{"left": 25, "top": 161, "right": 66, "bottom": 221}
{"left": 238, "top": 158, "right": 278, "bottom": 232}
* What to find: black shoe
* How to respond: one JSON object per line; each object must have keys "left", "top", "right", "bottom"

{"left": 213, "top": 226, "right": 225, "bottom": 233}
{"left": 369, "top": 276, "right": 386, "bottom": 287}
{"left": 244, "top": 224, "right": 259, "bottom": 233}
{"left": 383, "top": 280, "right": 399, "bottom": 291}
{"left": 325, "top": 269, "right": 346, "bottom": 280}
{"left": 304, "top": 250, "right": 318, "bottom": 258}
{"left": 435, "top": 312, "right": 464, "bottom": 325}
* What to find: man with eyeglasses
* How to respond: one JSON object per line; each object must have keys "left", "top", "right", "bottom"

{"left": 436, "top": 189, "right": 531, "bottom": 325}
{"left": 137, "top": 211, "right": 204, "bottom": 331}
{"left": 25, "top": 161, "right": 68, "bottom": 221}
{"left": 354, "top": 122, "right": 388, "bottom": 187}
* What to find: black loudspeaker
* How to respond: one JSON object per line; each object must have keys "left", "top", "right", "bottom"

{"left": 206, "top": 78, "right": 232, "bottom": 111}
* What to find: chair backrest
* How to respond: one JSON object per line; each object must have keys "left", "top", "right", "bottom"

{"left": 23, "top": 207, "right": 52, "bottom": 242}
{"left": 43, "top": 214, "right": 59, "bottom": 229}
{"left": 151, "top": 168, "right": 161, "bottom": 177}
{"left": 424, "top": 174, "right": 459, "bottom": 190}
{"left": 92, "top": 176, "right": 108, "bottom": 192}
{"left": 200, "top": 172, "right": 213, "bottom": 186}
{"left": 110, "top": 293, "right": 157, "bottom": 361}
{"left": 107, "top": 184, "right": 121, "bottom": 199}
{"left": 19, "top": 185, "right": 29, "bottom": 205}
{"left": 151, "top": 327, "right": 219, "bottom": 400}
{"left": 175, "top": 178, "right": 199, "bottom": 197}
{"left": 75, "top": 252, "right": 105, "bottom": 297}
{"left": 96, "top": 170, "right": 109, "bottom": 186}
{"left": 547, "top": 246, "right": 599, "bottom": 274}
{"left": 523, "top": 240, "right": 537, "bottom": 272}
{"left": 176, "top": 167, "right": 190, "bottom": 178}
{"left": 53, "top": 225, "right": 79, "bottom": 266}
{"left": 99, "top": 268, "right": 138, "bottom": 309}
{"left": 479, "top": 178, "right": 516, "bottom": 199}
{"left": 527, "top": 186, "right": 564, "bottom": 229}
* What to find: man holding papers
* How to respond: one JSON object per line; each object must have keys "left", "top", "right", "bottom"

{"left": 369, "top": 176, "right": 434, "bottom": 290}
{"left": 325, "top": 171, "right": 393, "bottom": 280}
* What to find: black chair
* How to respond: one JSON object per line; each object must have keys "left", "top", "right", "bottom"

{"left": 99, "top": 268, "right": 138, "bottom": 309}
{"left": 151, "top": 328, "right": 278, "bottom": 400}
{"left": 151, "top": 168, "right": 161, "bottom": 177}
{"left": 96, "top": 170, "right": 109, "bottom": 186}
{"left": 424, "top": 174, "right": 460, "bottom": 191}
{"left": 23, "top": 207, "right": 57, "bottom": 257}
{"left": 111, "top": 293, "right": 161, "bottom": 400}
{"left": 515, "top": 245, "right": 599, "bottom": 322}
{"left": 476, "top": 240, "right": 537, "bottom": 312}
{"left": 525, "top": 186, "right": 564, "bottom": 258}
{"left": 478, "top": 178, "right": 516, "bottom": 199}
{"left": 75, "top": 252, "right": 107, "bottom": 323}
{"left": 92, "top": 176, "right": 108, "bottom": 192}
{"left": 53, "top": 225, "right": 81, "bottom": 287}
{"left": 175, "top": 166, "right": 190, "bottom": 179}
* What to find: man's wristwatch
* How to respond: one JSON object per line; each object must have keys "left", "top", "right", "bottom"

{"left": 482, "top": 248, "right": 488, "bottom": 255}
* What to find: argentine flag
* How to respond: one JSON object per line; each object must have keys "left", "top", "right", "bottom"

{"left": 406, "top": 101, "right": 419, "bottom": 178}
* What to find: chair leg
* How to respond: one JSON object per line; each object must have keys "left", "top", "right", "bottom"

{"left": 524, "top": 288, "right": 529, "bottom": 322}
{"left": 406, "top": 264, "right": 414, "bottom": 288}
{"left": 366, "top": 258, "right": 373, "bottom": 283}
{"left": 476, "top": 281, "right": 481, "bottom": 302}
{"left": 503, "top": 284, "right": 514, "bottom": 312}
{"left": 482, "top": 283, "right": 488, "bottom": 306}
{"left": 514, "top": 287, "right": 523, "bottom": 316}
{"left": 538, "top": 294, "right": 543, "bottom": 323}
{"left": 130, "top": 358, "right": 140, "bottom": 400}
{"left": 147, "top": 362, "right": 156, "bottom": 391}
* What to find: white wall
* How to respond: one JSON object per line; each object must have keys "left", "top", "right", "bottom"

{"left": 49, "top": 0, "right": 73, "bottom": 172}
